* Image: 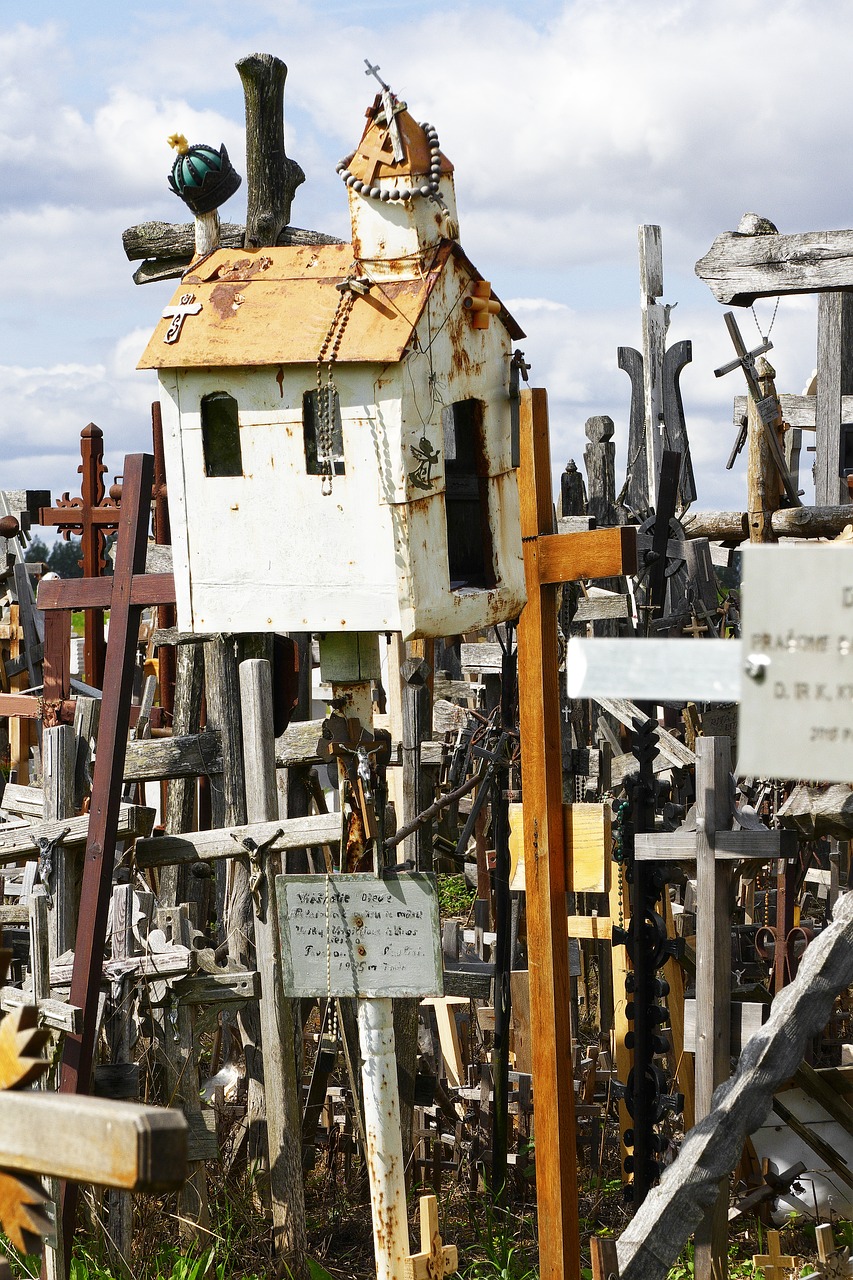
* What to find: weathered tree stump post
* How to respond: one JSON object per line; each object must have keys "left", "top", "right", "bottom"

{"left": 237, "top": 53, "right": 305, "bottom": 249}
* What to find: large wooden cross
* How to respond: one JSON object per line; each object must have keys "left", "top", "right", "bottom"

{"left": 696, "top": 226, "right": 853, "bottom": 505}
{"left": 32, "top": 454, "right": 177, "bottom": 1258}
{"left": 37, "top": 424, "right": 121, "bottom": 689}
{"left": 516, "top": 387, "right": 637, "bottom": 1280}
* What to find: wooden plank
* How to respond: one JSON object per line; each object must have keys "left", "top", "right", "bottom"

{"left": 0, "top": 805, "right": 153, "bottom": 865}
{"left": 275, "top": 718, "right": 326, "bottom": 768}
{"left": 135, "top": 813, "right": 341, "bottom": 867}
{"left": 566, "top": 638, "right": 742, "bottom": 703}
{"left": 634, "top": 829, "right": 794, "bottom": 862}
{"left": 123, "top": 730, "right": 222, "bottom": 781}
{"left": 596, "top": 698, "right": 694, "bottom": 768}
{"left": 566, "top": 915, "right": 613, "bottom": 940}
{"left": 793, "top": 1060, "right": 853, "bottom": 1138}
{"left": 0, "top": 1093, "right": 187, "bottom": 1189}
{"left": 516, "top": 387, "right": 581, "bottom": 1280}
{"left": 172, "top": 970, "right": 259, "bottom": 1004}
{"left": 731, "top": 393, "right": 853, "bottom": 429}
{"left": 537, "top": 526, "right": 637, "bottom": 586}
{"left": 509, "top": 803, "right": 610, "bottom": 894}
{"left": 38, "top": 573, "right": 176, "bottom": 611}
{"left": 696, "top": 229, "right": 853, "bottom": 305}
{"left": 0, "top": 987, "right": 81, "bottom": 1033}
{"left": 771, "top": 1095, "right": 853, "bottom": 1190}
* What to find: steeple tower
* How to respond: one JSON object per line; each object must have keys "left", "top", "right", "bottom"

{"left": 338, "top": 75, "right": 459, "bottom": 271}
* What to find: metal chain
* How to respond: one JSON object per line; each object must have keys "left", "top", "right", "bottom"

{"left": 316, "top": 288, "right": 357, "bottom": 495}
{"left": 750, "top": 296, "right": 780, "bottom": 343}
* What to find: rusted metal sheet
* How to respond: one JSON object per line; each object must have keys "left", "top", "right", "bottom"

{"left": 138, "top": 244, "right": 441, "bottom": 369}
{"left": 138, "top": 242, "right": 522, "bottom": 370}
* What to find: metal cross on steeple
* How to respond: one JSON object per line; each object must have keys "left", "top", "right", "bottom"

{"left": 363, "top": 58, "right": 405, "bottom": 163}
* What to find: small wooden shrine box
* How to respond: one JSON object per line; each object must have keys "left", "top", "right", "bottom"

{"left": 138, "top": 96, "right": 526, "bottom": 638}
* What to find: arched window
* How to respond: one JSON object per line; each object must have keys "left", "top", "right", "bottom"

{"left": 201, "top": 392, "right": 242, "bottom": 477}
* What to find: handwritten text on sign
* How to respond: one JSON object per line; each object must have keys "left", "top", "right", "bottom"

{"left": 740, "top": 544, "right": 853, "bottom": 782}
{"left": 276, "top": 873, "right": 443, "bottom": 998}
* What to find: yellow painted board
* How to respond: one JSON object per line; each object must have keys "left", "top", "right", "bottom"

{"left": 509, "top": 802, "right": 611, "bottom": 894}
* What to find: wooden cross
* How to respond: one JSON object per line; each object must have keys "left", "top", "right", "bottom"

{"left": 37, "top": 423, "right": 121, "bottom": 689}
{"left": 32, "top": 454, "right": 178, "bottom": 1259}
{"left": 617, "top": 226, "right": 696, "bottom": 514}
{"left": 753, "top": 1230, "right": 798, "bottom": 1280}
{"left": 714, "top": 311, "right": 801, "bottom": 508}
{"left": 696, "top": 224, "right": 853, "bottom": 505}
{"left": 354, "top": 124, "right": 396, "bottom": 186}
{"left": 516, "top": 387, "right": 637, "bottom": 1280}
{"left": 403, "top": 1195, "right": 458, "bottom": 1280}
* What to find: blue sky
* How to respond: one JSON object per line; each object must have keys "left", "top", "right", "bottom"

{"left": 2, "top": 0, "right": 849, "bottom": 519}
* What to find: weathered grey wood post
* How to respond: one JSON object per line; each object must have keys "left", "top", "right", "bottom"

{"left": 584, "top": 416, "right": 618, "bottom": 527}
{"left": 816, "top": 292, "right": 853, "bottom": 504}
{"left": 237, "top": 53, "right": 305, "bottom": 249}
{"left": 160, "top": 643, "right": 205, "bottom": 907}
{"left": 693, "top": 736, "right": 733, "bottom": 1280}
{"left": 239, "top": 658, "right": 307, "bottom": 1276}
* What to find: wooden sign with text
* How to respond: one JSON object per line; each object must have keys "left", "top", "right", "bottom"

{"left": 277, "top": 873, "right": 443, "bottom": 999}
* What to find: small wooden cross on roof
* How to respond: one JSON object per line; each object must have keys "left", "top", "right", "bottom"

{"left": 753, "top": 1229, "right": 798, "bottom": 1280}
{"left": 403, "top": 1195, "right": 458, "bottom": 1280}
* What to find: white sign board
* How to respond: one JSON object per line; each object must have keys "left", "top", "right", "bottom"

{"left": 277, "top": 873, "right": 443, "bottom": 999}
{"left": 740, "top": 544, "right": 853, "bottom": 782}
{"left": 566, "top": 638, "right": 742, "bottom": 702}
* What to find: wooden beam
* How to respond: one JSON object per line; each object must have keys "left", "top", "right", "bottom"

{"left": 537, "top": 526, "right": 637, "bottom": 585}
{"left": 517, "top": 387, "right": 581, "bottom": 1280}
{"left": 682, "top": 504, "right": 853, "bottom": 543}
{"left": 0, "top": 805, "right": 153, "bottom": 865}
{"left": 0, "top": 1093, "right": 187, "bottom": 1190}
{"left": 135, "top": 813, "right": 341, "bottom": 867}
{"left": 37, "top": 574, "right": 175, "bottom": 611}
{"left": 696, "top": 229, "right": 853, "bottom": 305}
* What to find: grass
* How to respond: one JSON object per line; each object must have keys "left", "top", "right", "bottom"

{"left": 437, "top": 873, "right": 476, "bottom": 919}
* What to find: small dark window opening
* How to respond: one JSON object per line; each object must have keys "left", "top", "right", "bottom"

{"left": 303, "top": 389, "right": 345, "bottom": 475}
{"left": 442, "top": 399, "right": 496, "bottom": 590}
{"left": 201, "top": 392, "right": 242, "bottom": 477}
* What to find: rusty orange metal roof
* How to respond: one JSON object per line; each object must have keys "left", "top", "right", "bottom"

{"left": 137, "top": 240, "right": 522, "bottom": 369}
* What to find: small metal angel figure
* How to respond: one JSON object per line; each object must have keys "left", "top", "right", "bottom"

{"left": 408, "top": 435, "right": 441, "bottom": 491}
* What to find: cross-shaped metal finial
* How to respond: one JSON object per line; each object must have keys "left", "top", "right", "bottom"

{"left": 364, "top": 59, "right": 389, "bottom": 91}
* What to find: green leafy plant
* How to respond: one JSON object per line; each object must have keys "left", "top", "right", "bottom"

{"left": 437, "top": 874, "right": 476, "bottom": 919}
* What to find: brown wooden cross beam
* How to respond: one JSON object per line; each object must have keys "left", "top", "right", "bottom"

{"left": 33, "top": 454, "right": 177, "bottom": 1260}
{"left": 37, "top": 424, "right": 121, "bottom": 689}
{"left": 516, "top": 387, "right": 637, "bottom": 1280}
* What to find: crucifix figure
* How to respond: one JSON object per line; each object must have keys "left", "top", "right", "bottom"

{"left": 713, "top": 310, "right": 802, "bottom": 509}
